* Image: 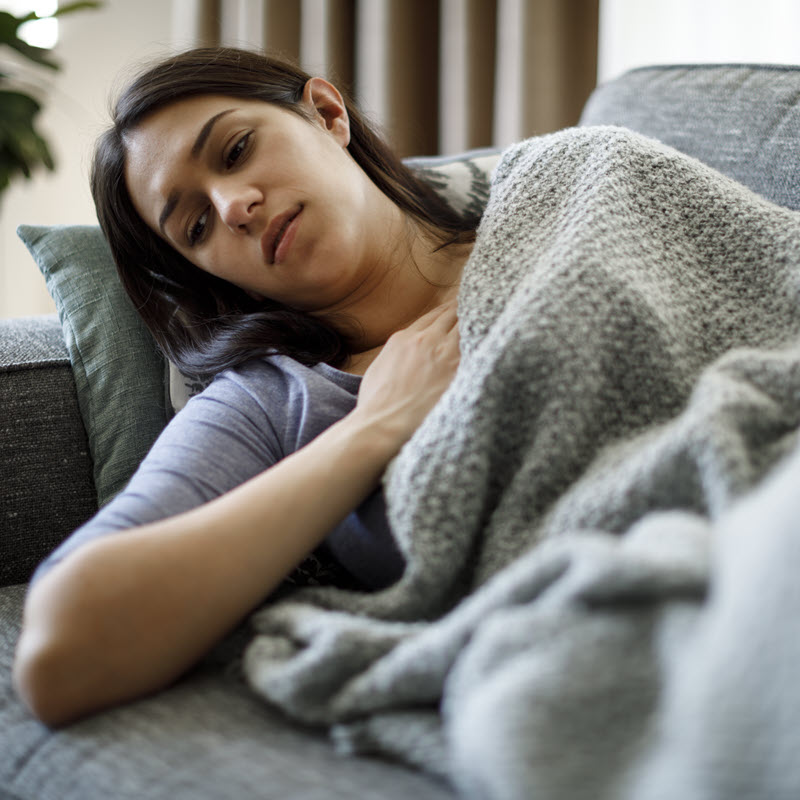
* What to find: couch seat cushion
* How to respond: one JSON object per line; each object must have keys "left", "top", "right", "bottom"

{"left": 0, "top": 584, "right": 454, "bottom": 799}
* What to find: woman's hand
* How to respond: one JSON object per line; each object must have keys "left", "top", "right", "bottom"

{"left": 353, "top": 301, "right": 460, "bottom": 453}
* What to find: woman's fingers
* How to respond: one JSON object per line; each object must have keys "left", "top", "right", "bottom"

{"left": 355, "top": 299, "right": 461, "bottom": 443}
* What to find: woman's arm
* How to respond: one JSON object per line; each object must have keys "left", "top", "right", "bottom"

{"left": 13, "top": 303, "right": 459, "bottom": 727}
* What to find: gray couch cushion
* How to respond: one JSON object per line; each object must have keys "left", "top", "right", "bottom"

{"left": 0, "top": 317, "right": 96, "bottom": 586}
{"left": 580, "top": 63, "right": 800, "bottom": 210}
{"left": 0, "top": 584, "right": 454, "bottom": 799}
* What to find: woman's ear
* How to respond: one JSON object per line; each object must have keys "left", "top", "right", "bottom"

{"left": 301, "top": 77, "right": 351, "bottom": 147}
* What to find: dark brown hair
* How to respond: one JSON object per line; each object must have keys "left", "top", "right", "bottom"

{"left": 91, "top": 47, "right": 478, "bottom": 375}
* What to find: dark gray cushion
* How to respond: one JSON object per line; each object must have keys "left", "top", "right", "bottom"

{"left": 0, "top": 584, "right": 454, "bottom": 800}
{"left": 580, "top": 63, "right": 800, "bottom": 210}
{"left": 0, "top": 317, "right": 95, "bottom": 586}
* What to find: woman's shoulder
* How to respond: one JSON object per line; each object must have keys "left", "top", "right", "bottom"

{"left": 215, "top": 354, "right": 361, "bottom": 396}
{"left": 176, "top": 355, "right": 362, "bottom": 432}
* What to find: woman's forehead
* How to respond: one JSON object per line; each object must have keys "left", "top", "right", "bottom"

{"left": 124, "top": 97, "right": 245, "bottom": 180}
{"left": 136, "top": 94, "right": 253, "bottom": 133}
{"left": 121, "top": 100, "right": 225, "bottom": 228}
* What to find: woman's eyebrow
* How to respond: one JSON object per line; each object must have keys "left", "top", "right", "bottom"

{"left": 191, "top": 108, "right": 236, "bottom": 158}
{"left": 158, "top": 107, "right": 237, "bottom": 236}
{"left": 158, "top": 190, "right": 180, "bottom": 236}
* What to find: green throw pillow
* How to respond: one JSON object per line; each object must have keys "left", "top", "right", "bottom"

{"left": 17, "top": 224, "right": 169, "bottom": 507}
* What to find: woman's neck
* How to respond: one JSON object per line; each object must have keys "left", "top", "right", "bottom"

{"left": 339, "top": 231, "right": 472, "bottom": 375}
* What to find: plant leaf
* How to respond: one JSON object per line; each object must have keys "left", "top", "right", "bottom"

{"left": 0, "top": 2, "right": 101, "bottom": 194}
{"left": 0, "top": 11, "right": 59, "bottom": 69}
{"left": 50, "top": 1, "right": 104, "bottom": 18}
{"left": 0, "top": 10, "right": 22, "bottom": 36}
{"left": 17, "top": 2, "right": 103, "bottom": 23}
{"left": 0, "top": 3, "right": 102, "bottom": 71}
{"left": 0, "top": 163, "right": 12, "bottom": 193}
{"left": 0, "top": 89, "right": 55, "bottom": 180}
{"left": 0, "top": 89, "right": 42, "bottom": 118}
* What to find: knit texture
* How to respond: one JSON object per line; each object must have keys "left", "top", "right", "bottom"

{"left": 243, "top": 127, "right": 800, "bottom": 798}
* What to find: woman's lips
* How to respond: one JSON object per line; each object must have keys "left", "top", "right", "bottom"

{"left": 262, "top": 205, "right": 302, "bottom": 265}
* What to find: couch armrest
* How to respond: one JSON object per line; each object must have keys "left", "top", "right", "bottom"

{"left": 0, "top": 315, "right": 97, "bottom": 586}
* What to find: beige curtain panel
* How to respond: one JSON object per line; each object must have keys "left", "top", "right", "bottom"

{"left": 173, "top": 0, "right": 599, "bottom": 157}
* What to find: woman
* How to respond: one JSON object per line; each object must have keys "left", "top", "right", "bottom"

{"left": 13, "top": 48, "right": 476, "bottom": 726}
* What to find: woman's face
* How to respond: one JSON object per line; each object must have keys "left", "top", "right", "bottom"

{"left": 123, "top": 80, "right": 400, "bottom": 315}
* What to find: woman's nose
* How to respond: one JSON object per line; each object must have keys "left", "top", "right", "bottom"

{"left": 214, "top": 185, "right": 260, "bottom": 232}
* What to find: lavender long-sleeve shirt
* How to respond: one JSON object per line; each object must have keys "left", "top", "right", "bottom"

{"left": 33, "top": 355, "right": 404, "bottom": 590}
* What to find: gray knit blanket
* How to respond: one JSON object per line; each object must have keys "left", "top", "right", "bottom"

{"left": 243, "top": 127, "right": 800, "bottom": 799}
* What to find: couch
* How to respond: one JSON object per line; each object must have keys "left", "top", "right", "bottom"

{"left": 2, "top": 62, "right": 800, "bottom": 799}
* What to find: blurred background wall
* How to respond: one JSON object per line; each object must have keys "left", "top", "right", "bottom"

{"left": 598, "top": 0, "right": 800, "bottom": 83}
{"left": 1, "top": 0, "right": 800, "bottom": 319}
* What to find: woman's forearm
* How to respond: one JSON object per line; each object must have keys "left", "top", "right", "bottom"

{"left": 14, "top": 302, "right": 459, "bottom": 727}
{"left": 13, "top": 411, "right": 398, "bottom": 727}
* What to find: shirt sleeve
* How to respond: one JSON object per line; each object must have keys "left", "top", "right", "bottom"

{"left": 31, "top": 363, "right": 287, "bottom": 583}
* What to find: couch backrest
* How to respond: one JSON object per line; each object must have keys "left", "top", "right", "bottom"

{"left": 580, "top": 64, "right": 800, "bottom": 211}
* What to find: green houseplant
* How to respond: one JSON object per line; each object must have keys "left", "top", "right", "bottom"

{"left": 0, "top": 1, "right": 100, "bottom": 195}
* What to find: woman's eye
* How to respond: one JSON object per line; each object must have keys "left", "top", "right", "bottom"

{"left": 225, "top": 132, "right": 251, "bottom": 168}
{"left": 188, "top": 208, "right": 209, "bottom": 246}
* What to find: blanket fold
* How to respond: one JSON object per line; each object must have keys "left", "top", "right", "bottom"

{"left": 243, "top": 127, "right": 800, "bottom": 799}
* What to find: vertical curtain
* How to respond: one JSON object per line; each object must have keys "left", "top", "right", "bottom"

{"left": 171, "top": 0, "right": 599, "bottom": 156}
